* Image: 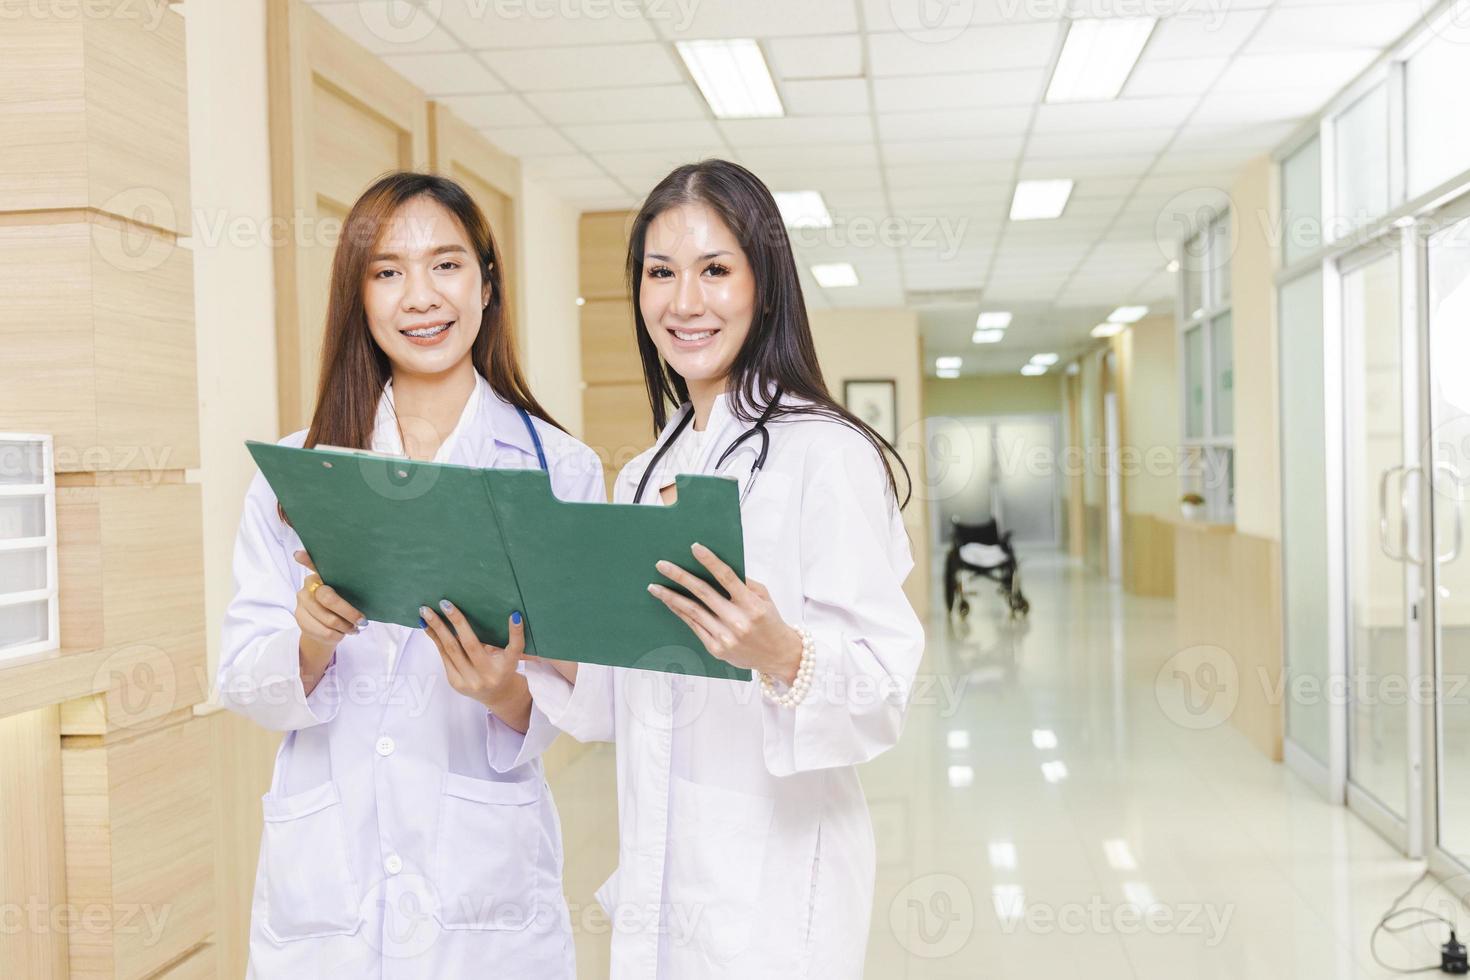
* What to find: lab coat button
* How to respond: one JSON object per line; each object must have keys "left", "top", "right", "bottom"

{"left": 384, "top": 853, "right": 403, "bottom": 875}
{"left": 376, "top": 736, "right": 395, "bottom": 757}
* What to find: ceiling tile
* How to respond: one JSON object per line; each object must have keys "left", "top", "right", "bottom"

{"left": 380, "top": 52, "right": 506, "bottom": 94}
{"left": 885, "top": 162, "right": 1016, "bottom": 187}
{"left": 313, "top": 1, "right": 463, "bottom": 55}
{"left": 1249, "top": 3, "right": 1425, "bottom": 52}
{"left": 562, "top": 119, "right": 724, "bottom": 152}
{"left": 534, "top": 176, "right": 631, "bottom": 201}
{"left": 1123, "top": 56, "right": 1229, "bottom": 98}
{"left": 1031, "top": 97, "right": 1198, "bottom": 134}
{"left": 765, "top": 35, "right": 865, "bottom": 80}
{"left": 736, "top": 143, "right": 882, "bottom": 171}
{"left": 435, "top": 93, "right": 542, "bottom": 128}
{"left": 432, "top": 0, "right": 658, "bottom": 48}
{"left": 484, "top": 43, "right": 684, "bottom": 89}
{"left": 868, "top": 22, "right": 1063, "bottom": 77}
{"left": 654, "top": 0, "right": 859, "bottom": 39}
{"left": 1190, "top": 88, "right": 1337, "bottom": 125}
{"left": 593, "top": 148, "right": 729, "bottom": 184}
{"left": 780, "top": 78, "right": 872, "bottom": 116}
{"left": 520, "top": 154, "right": 605, "bottom": 180}
{"left": 479, "top": 125, "right": 578, "bottom": 156}
{"left": 720, "top": 115, "right": 875, "bottom": 146}
{"left": 877, "top": 106, "right": 1032, "bottom": 141}
{"left": 1145, "top": 9, "right": 1269, "bottom": 60}
{"left": 1020, "top": 154, "right": 1159, "bottom": 179}
{"left": 1213, "top": 49, "right": 1380, "bottom": 93}
{"left": 1024, "top": 128, "right": 1176, "bottom": 158}
{"left": 882, "top": 137, "right": 1024, "bottom": 165}
{"left": 524, "top": 85, "right": 707, "bottom": 125}
{"left": 872, "top": 69, "right": 1047, "bottom": 112}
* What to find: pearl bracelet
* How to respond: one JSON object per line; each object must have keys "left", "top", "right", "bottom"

{"left": 760, "top": 627, "right": 815, "bottom": 709}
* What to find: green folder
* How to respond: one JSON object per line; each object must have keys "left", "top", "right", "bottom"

{"left": 246, "top": 441, "right": 749, "bottom": 681}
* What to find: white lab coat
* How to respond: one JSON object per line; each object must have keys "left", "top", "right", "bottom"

{"left": 218, "top": 372, "right": 605, "bottom": 980}
{"left": 526, "top": 390, "right": 925, "bottom": 980}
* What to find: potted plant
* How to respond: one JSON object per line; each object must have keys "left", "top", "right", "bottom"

{"left": 1180, "top": 493, "right": 1206, "bottom": 521}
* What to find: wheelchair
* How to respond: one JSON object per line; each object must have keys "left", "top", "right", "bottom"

{"left": 943, "top": 516, "right": 1030, "bottom": 623}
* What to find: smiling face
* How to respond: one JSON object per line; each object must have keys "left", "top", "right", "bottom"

{"left": 639, "top": 202, "right": 757, "bottom": 396}
{"left": 362, "top": 194, "right": 489, "bottom": 378}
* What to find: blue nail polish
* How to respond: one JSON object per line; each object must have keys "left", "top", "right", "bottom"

{"left": 417, "top": 617, "right": 427, "bottom": 629}
{"left": 439, "top": 599, "right": 453, "bottom": 613}
{"left": 511, "top": 611, "right": 522, "bottom": 626}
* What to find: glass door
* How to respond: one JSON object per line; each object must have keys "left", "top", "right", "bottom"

{"left": 1425, "top": 207, "right": 1470, "bottom": 869}
{"left": 1341, "top": 240, "right": 1424, "bottom": 849}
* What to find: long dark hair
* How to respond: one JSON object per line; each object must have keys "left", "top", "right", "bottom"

{"left": 626, "top": 159, "right": 911, "bottom": 508}
{"left": 305, "top": 170, "right": 561, "bottom": 451}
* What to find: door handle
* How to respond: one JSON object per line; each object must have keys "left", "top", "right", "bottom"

{"left": 1402, "top": 465, "right": 1423, "bottom": 566}
{"left": 1379, "top": 465, "right": 1408, "bottom": 561}
{"left": 1435, "top": 461, "right": 1464, "bottom": 564}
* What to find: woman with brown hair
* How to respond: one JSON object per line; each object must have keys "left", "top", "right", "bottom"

{"left": 218, "top": 171, "right": 601, "bottom": 978}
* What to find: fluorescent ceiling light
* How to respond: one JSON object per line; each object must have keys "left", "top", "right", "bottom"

{"left": 1091, "top": 322, "right": 1124, "bottom": 338}
{"left": 810, "top": 262, "right": 858, "bottom": 288}
{"left": 948, "top": 765, "right": 974, "bottom": 788}
{"left": 1166, "top": 259, "right": 1180, "bottom": 273}
{"left": 1021, "top": 364, "right": 1047, "bottom": 376}
{"left": 1032, "top": 729, "right": 1057, "bottom": 749}
{"left": 1010, "top": 179, "right": 1074, "bottom": 221}
{"left": 1041, "top": 760, "right": 1069, "bottom": 783}
{"left": 972, "top": 328, "right": 1005, "bottom": 344}
{"left": 676, "top": 39, "right": 784, "bottom": 119}
{"left": 1108, "top": 305, "right": 1149, "bottom": 323}
{"left": 1045, "top": 17, "right": 1157, "bottom": 104}
{"left": 948, "top": 730, "right": 971, "bottom": 750}
{"left": 976, "top": 310, "right": 1012, "bottom": 329}
{"left": 936, "top": 368, "right": 961, "bottom": 379}
{"left": 988, "top": 841, "right": 1018, "bottom": 870}
{"left": 773, "top": 190, "right": 832, "bottom": 229}
{"left": 1031, "top": 352, "right": 1060, "bottom": 366}
{"left": 935, "top": 356, "right": 963, "bottom": 371}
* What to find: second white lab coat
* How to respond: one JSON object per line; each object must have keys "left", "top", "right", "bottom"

{"left": 218, "top": 372, "right": 605, "bottom": 980}
{"left": 527, "top": 389, "right": 925, "bottom": 980}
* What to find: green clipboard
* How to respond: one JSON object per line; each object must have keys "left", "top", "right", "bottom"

{"left": 246, "top": 441, "right": 749, "bottom": 681}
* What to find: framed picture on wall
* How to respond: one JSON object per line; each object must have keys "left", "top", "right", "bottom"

{"left": 843, "top": 379, "right": 898, "bottom": 443}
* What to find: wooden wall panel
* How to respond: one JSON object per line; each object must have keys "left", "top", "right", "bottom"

{"left": 268, "top": 0, "right": 430, "bottom": 433}
{"left": 61, "top": 716, "right": 214, "bottom": 980}
{"left": 1173, "top": 522, "right": 1284, "bottom": 761}
{"left": 581, "top": 299, "right": 641, "bottom": 385}
{"left": 578, "top": 211, "right": 633, "bottom": 301}
{"left": 0, "top": 6, "right": 190, "bottom": 231}
{"left": 0, "top": 220, "right": 199, "bottom": 474}
{"left": 0, "top": 706, "right": 68, "bottom": 980}
{"left": 1124, "top": 513, "right": 1175, "bottom": 598}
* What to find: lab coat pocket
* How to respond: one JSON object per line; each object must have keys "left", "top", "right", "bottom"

{"left": 432, "top": 772, "right": 544, "bottom": 931}
{"left": 260, "top": 781, "right": 363, "bottom": 942}
{"left": 667, "top": 776, "right": 776, "bottom": 964}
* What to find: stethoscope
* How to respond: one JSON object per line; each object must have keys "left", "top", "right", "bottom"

{"left": 633, "top": 389, "right": 782, "bottom": 505}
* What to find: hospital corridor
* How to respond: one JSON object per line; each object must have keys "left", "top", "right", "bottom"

{"left": 5, "top": 0, "right": 1470, "bottom": 977}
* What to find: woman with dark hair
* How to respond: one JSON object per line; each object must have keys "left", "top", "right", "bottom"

{"left": 526, "top": 160, "right": 925, "bottom": 979}
{"left": 218, "top": 171, "right": 601, "bottom": 978}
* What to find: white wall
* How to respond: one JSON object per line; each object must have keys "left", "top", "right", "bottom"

{"left": 517, "top": 176, "right": 585, "bottom": 439}
{"left": 183, "top": 0, "right": 280, "bottom": 678}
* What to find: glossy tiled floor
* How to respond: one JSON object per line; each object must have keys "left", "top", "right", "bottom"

{"left": 548, "top": 551, "right": 1465, "bottom": 978}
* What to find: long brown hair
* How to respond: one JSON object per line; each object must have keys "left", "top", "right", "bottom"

{"left": 304, "top": 170, "right": 560, "bottom": 451}
{"left": 626, "top": 159, "right": 911, "bottom": 508}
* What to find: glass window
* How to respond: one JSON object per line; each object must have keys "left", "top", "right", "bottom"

{"left": 1334, "top": 85, "right": 1391, "bottom": 231}
{"left": 1407, "top": 34, "right": 1470, "bottom": 199}
{"left": 1279, "top": 270, "right": 1329, "bottom": 764}
{"left": 1183, "top": 232, "right": 1204, "bottom": 320}
{"left": 1211, "top": 312, "right": 1234, "bottom": 437}
{"left": 1185, "top": 325, "right": 1206, "bottom": 438}
{"left": 1282, "top": 137, "right": 1322, "bottom": 265}
{"left": 1209, "top": 214, "right": 1232, "bottom": 310}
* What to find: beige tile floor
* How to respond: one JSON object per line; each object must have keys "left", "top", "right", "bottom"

{"left": 547, "top": 551, "right": 1469, "bottom": 978}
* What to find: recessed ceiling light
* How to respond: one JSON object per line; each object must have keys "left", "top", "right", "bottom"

{"left": 1091, "top": 322, "right": 1124, "bottom": 338}
{"left": 1021, "top": 364, "right": 1047, "bottom": 376}
{"left": 1030, "top": 352, "right": 1060, "bottom": 366}
{"left": 1010, "top": 179, "right": 1074, "bottom": 221}
{"left": 1032, "top": 729, "right": 1057, "bottom": 749}
{"left": 936, "top": 356, "right": 963, "bottom": 371}
{"left": 773, "top": 190, "right": 833, "bottom": 229}
{"left": 1166, "top": 259, "right": 1180, "bottom": 273}
{"left": 1108, "top": 305, "right": 1149, "bottom": 323}
{"left": 575, "top": 296, "right": 586, "bottom": 306}
{"left": 972, "top": 328, "right": 1005, "bottom": 344}
{"left": 937, "top": 367, "right": 961, "bottom": 379}
{"left": 976, "top": 310, "right": 1012, "bottom": 329}
{"left": 1045, "top": 17, "right": 1157, "bottom": 104}
{"left": 810, "top": 262, "right": 858, "bottom": 288}
{"left": 676, "top": 39, "right": 784, "bottom": 119}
